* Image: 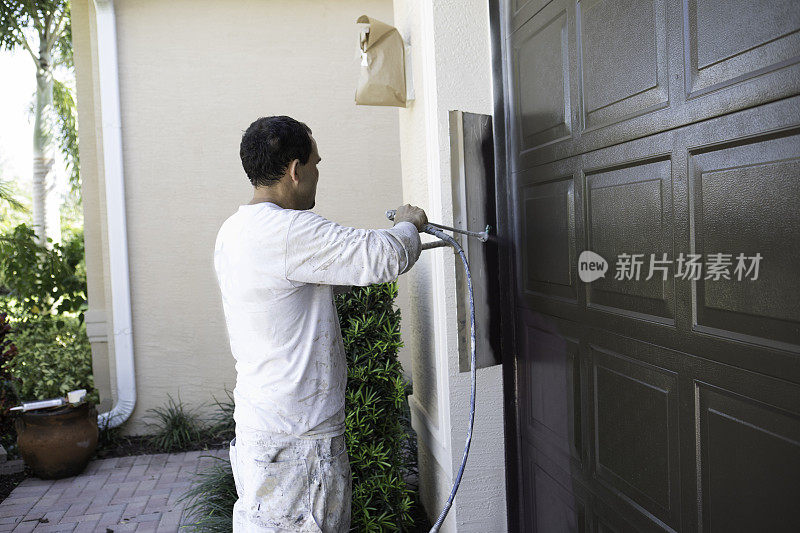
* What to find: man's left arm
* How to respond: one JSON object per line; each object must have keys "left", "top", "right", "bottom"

{"left": 284, "top": 210, "right": 421, "bottom": 287}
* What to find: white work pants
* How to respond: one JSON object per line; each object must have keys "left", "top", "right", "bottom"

{"left": 229, "top": 429, "right": 352, "bottom": 532}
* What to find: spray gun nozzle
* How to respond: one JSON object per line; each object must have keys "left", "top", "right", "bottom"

{"left": 385, "top": 209, "right": 492, "bottom": 243}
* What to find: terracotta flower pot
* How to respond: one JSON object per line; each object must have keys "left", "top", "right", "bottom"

{"left": 15, "top": 402, "right": 99, "bottom": 479}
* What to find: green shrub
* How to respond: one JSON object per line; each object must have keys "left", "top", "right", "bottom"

{"left": 144, "top": 394, "right": 205, "bottom": 452}
{"left": 0, "top": 222, "right": 92, "bottom": 454}
{"left": 206, "top": 387, "right": 235, "bottom": 442}
{"left": 181, "top": 281, "right": 419, "bottom": 531}
{"left": 0, "top": 223, "right": 87, "bottom": 321}
{"left": 0, "top": 312, "right": 20, "bottom": 454}
{"left": 1, "top": 313, "right": 98, "bottom": 404}
{"left": 337, "top": 281, "right": 417, "bottom": 531}
{"left": 180, "top": 455, "right": 238, "bottom": 532}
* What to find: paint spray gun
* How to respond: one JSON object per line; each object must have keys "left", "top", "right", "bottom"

{"left": 385, "top": 209, "right": 491, "bottom": 533}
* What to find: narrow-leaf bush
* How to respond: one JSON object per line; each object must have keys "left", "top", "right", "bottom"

{"left": 206, "top": 387, "right": 235, "bottom": 442}
{"left": 336, "top": 281, "right": 416, "bottom": 531}
{"left": 144, "top": 393, "right": 205, "bottom": 452}
{"left": 180, "top": 455, "right": 238, "bottom": 533}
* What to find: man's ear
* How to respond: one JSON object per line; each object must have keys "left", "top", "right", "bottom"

{"left": 287, "top": 159, "right": 301, "bottom": 182}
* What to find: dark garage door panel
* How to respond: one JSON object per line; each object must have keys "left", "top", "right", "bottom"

{"left": 513, "top": 96, "right": 800, "bottom": 381}
{"left": 506, "top": 0, "right": 800, "bottom": 171}
{"left": 517, "top": 309, "right": 800, "bottom": 532}
{"left": 504, "top": 0, "right": 800, "bottom": 531}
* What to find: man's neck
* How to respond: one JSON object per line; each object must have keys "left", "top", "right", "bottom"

{"left": 249, "top": 196, "right": 284, "bottom": 208}
{"left": 249, "top": 194, "right": 312, "bottom": 211}
{"left": 249, "top": 186, "right": 290, "bottom": 209}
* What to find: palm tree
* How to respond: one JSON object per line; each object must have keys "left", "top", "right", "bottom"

{"left": 0, "top": 1, "right": 77, "bottom": 248}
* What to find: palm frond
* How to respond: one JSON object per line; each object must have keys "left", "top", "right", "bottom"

{"left": 52, "top": 76, "right": 80, "bottom": 201}
{"left": 0, "top": 179, "right": 28, "bottom": 213}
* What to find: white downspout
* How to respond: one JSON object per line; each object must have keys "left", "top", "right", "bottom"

{"left": 93, "top": 0, "right": 136, "bottom": 428}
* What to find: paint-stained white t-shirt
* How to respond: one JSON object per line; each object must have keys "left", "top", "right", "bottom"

{"left": 213, "top": 202, "right": 421, "bottom": 438}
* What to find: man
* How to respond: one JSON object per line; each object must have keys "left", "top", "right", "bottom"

{"left": 213, "top": 115, "right": 427, "bottom": 532}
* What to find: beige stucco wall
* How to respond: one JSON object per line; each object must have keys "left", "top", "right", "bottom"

{"left": 73, "top": 0, "right": 507, "bottom": 529}
{"left": 393, "top": 1, "right": 508, "bottom": 531}
{"left": 73, "top": 0, "right": 410, "bottom": 435}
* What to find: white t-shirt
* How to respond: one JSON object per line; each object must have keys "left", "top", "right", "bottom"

{"left": 213, "top": 202, "right": 421, "bottom": 438}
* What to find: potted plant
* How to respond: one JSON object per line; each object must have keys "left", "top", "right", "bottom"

{"left": 2, "top": 314, "right": 100, "bottom": 479}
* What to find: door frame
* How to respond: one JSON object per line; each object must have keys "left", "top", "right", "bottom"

{"left": 488, "top": 1, "right": 523, "bottom": 531}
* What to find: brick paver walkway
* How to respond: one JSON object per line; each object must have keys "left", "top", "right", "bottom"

{"left": 0, "top": 448, "right": 229, "bottom": 532}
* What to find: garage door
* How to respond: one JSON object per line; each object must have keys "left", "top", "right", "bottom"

{"left": 502, "top": 0, "right": 800, "bottom": 530}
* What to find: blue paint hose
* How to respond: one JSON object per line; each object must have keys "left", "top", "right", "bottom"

{"left": 422, "top": 224, "right": 477, "bottom": 533}
{"left": 386, "top": 210, "right": 480, "bottom": 533}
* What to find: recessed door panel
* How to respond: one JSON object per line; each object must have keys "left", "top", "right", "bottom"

{"left": 586, "top": 158, "right": 675, "bottom": 323}
{"left": 696, "top": 382, "right": 800, "bottom": 532}
{"left": 511, "top": 0, "right": 573, "bottom": 157}
{"left": 592, "top": 344, "right": 680, "bottom": 528}
{"left": 578, "top": 0, "right": 669, "bottom": 131}
{"left": 520, "top": 320, "right": 582, "bottom": 460}
{"left": 690, "top": 131, "right": 800, "bottom": 350}
{"left": 520, "top": 175, "right": 577, "bottom": 301}
{"left": 685, "top": 0, "right": 800, "bottom": 98}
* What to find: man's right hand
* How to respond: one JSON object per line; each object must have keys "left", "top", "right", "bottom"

{"left": 394, "top": 204, "right": 428, "bottom": 232}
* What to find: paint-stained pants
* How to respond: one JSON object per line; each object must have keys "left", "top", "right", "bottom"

{"left": 230, "top": 430, "right": 352, "bottom": 532}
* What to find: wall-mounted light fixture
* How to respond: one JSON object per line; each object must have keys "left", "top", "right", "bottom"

{"left": 355, "top": 15, "right": 413, "bottom": 107}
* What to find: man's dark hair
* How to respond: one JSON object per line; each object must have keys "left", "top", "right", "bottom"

{"left": 240, "top": 116, "right": 313, "bottom": 187}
